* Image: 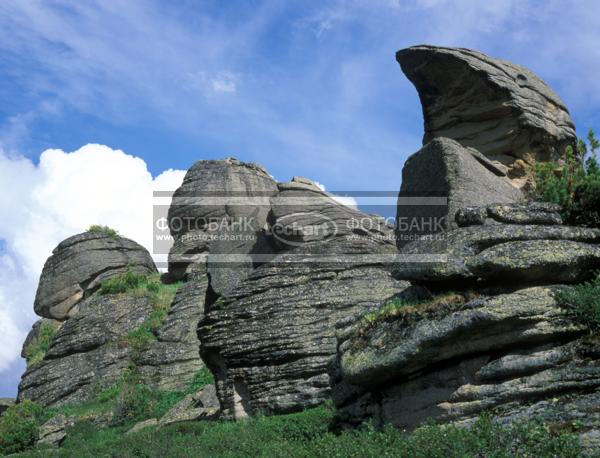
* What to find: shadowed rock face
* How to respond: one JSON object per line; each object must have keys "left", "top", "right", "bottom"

{"left": 396, "top": 137, "right": 523, "bottom": 245}
{"left": 34, "top": 232, "right": 157, "bottom": 320}
{"left": 167, "top": 157, "right": 278, "bottom": 292}
{"left": 397, "top": 45, "right": 577, "bottom": 188}
{"left": 198, "top": 238, "right": 408, "bottom": 419}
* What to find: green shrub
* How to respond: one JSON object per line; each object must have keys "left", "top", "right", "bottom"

{"left": 87, "top": 224, "right": 120, "bottom": 238}
{"left": 185, "top": 367, "right": 215, "bottom": 394}
{"left": 0, "top": 400, "right": 45, "bottom": 455}
{"left": 534, "top": 128, "right": 600, "bottom": 227}
{"left": 22, "top": 321, "right": 59, "bottom": 367}
{"left": 98, "top": 271, "right": 179, "bottom": 307}
{"left": 111, "top": 383, "right": 184, "bottom": 426}
{"left": 557, "top": 273, "right": 600, "bottom": 333}
{"left": 98, "top": 269, "right": 150, "bottom": 295}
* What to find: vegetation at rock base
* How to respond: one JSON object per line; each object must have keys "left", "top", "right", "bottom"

{"left": 8, "top": 404, "right": 583, "bottom": 457}
{"left": 87, "top": 224, "right": 120, "bottom": 238}
{"left": 557, "top": 272, "right": 600, "bottom": 333}
{"left": 185, "top": 366, "right": 215, "bottom": 395}
{"left": 0, "top": 367, "right": 216, "bottom": 455}
{"left": 22, "top": 321, "right": 58, "bottom": 368}
{"left": 534, "top": 128, "right": 600, "bottom": 228}
{"left": 0, "top": 401, "right": 45, "bottom": 455}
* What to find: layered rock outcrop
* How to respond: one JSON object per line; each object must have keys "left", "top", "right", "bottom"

{"left": 19, "top": 229, "right": 207, "bottom": 407}
{"left": 167, "top": 157, "right": 278, "bottom": 292}
{"left": 271, "top": 176, "right": 393, "bottom": 247}
{"left": 136, "top": 270, "right": 208, "bottom": 391}
{"left": 199, "top": 237, "right": 407, "bottom": 419}
{"left": 394, "top": 203, "right": 600, "bottom": 285}
{"left": 19, "top": 274, "right": 207, "bottom": 406}
{"left": 19, "top": 291, "right": 157, "bottom": 406}
{"left": 396, "top": 137, "right": 523, "bottom": 244}
{"left": 397, "top": 45, "right": 577, "bottom": 187}
{"left": 34, "top": 232, "right": 157, "bottom": 320}
{"left": 332, "top": 203, "right": 600, "bottom": 450}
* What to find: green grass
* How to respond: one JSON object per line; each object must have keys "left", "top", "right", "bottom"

{"left": 87, "top": 224, "right": 120, "bottom": 238}
{"left": 96, "top": 271, "right": 181, "bottom": 354}
{"left": 360, "top": 291, "right": 479, "bottom": 334}
{"left": 185, "top": 367, "right": 215, "bottom": 395}
{"left": 13, "top": 405, "right": 582, "bottom": 458}
{"left": 557, "top": 273, "right": 600, "bottom": 333}
{"left": 22, "top": 321, "right": 59, "bottom": 368}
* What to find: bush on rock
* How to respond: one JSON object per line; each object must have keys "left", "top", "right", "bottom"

{"left": 534, "top": 128, "right": 600, "bottom": 228}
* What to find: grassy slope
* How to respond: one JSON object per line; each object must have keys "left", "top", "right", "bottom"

{"left": 17, "top": 404, "right": 583, "bottom": 458}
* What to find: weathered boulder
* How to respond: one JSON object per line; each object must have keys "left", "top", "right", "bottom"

{"left": 396, "top": 138, "right": 523, "bottom": 245}
{"left": 34, "top": 232, "right": 157, "bottom": 320}
{"left": 126, "top": 418, "right": 158, "bottom": 436}
{"left": 271, "top": 177, "right": 393, "bottom": 249}
{"left": 467, "top": 239, "right": 600, "bottom": 283}
{"left": 394, "top": 223, "right": 600, "bottom": 284}
{"left": 167, "top": 157, "right": 278, "bottom": 289}
{"left": 19, "top": 292, "right": 155, "bottom": 407}
{"left": 36, "top": 413, "right": 74, "bottom": 447}
{"left": 126, "top": 384, "right": 219, "bottom": 435}
{"left": 199, "top": 237, "right": 408, "bottom": 419}
{"left": 0, "top": 398, "right": 14, "bottom": 417}
{"left": 397, "top": 45, "right": 577, "bottom": 188}
{"left": 331, "top": 287, "right": 600, "bottom": 449}
{"left": 159, "top": 384, "right": 219, "bottom": 426}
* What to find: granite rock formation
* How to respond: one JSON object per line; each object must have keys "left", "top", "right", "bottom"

{"left": 332, "top": 203, "right": 600, "bottom": 451}
{"left": 271, "top": 176, "right": 393, "bottom": 248}
{"left": 167, "top": 157, "right": 278, "bottom": 290}
{"left": 19, "top": 247, "right": 206, "bottom": 407}
{"left": 397, "top": 45, "right": 577, "bottom": 188}
{"left": 136, "top": 270, "right": 208, "bottom": 391}
{"left": 21, "top": 318, "right": 63, "bottom": 359}
{"left": 19, "top": 292, "right": 156, "bottom": 406}
{"left": 394, "top": 203, "right": 600, "bottom": 285}
{"left": 396, "top": 137, "right": 523, "bottom": 244}
{"left": 34, "top": 232, "right": 157, "bottom": 320}
{"left": 199, "top": 237, "right": 408, "bottom": 419}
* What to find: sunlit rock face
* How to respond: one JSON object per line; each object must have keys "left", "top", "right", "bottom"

{"left": 397, "top": 45, "right": 577, "bottom": 189}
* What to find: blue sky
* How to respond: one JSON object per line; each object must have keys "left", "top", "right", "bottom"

{"left": 1, "top": 0, "right": 600, "bottom": 397}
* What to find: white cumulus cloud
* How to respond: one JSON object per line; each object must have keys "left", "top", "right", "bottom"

{"left": 0, "top": 144, "right": 185, "bottom": 380}
{"left": 314, "top": 181, "right": 359, "bottom": 209}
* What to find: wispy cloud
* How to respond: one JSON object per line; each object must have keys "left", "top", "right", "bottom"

{"left": 3, "top": 0, "right": 599, "bottom": 190}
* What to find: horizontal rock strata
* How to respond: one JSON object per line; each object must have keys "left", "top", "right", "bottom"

{"left": 34, "top": 232, "right": 157, "bottom": 320}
